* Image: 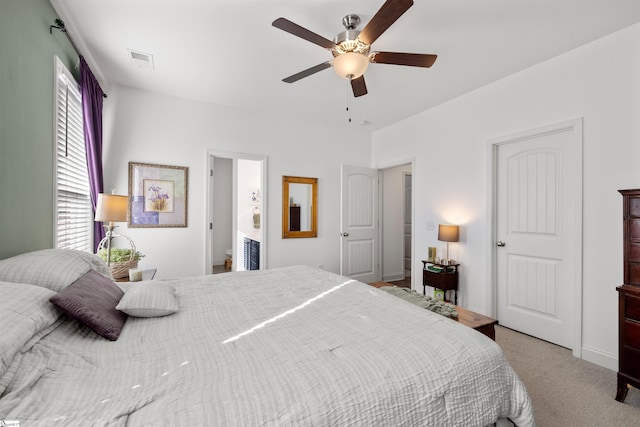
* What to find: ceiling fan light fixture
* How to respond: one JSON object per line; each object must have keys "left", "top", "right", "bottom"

{"left": 333, "top": 52, "right": 369, "bottom": 80}
{"left": 273, "top": 0, "right": 438, "bottom": 97}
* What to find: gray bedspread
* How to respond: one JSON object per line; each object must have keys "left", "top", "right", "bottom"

{"left": 0, "top": 264, "right": 534, "bottom": 426}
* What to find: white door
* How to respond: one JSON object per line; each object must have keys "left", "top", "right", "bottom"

{"left": 495, "top": 119, "right": 582, "bottom": 350}
{"left": 340, "top": 165, "right": 379, "bottom": 283}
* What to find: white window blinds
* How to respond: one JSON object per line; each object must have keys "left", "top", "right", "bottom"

{"left": 54, "top": 57, "right": 92, "bottom": 252}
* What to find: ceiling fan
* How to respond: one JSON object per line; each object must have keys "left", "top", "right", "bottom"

{"left": 272, "top": 0, "right": 437, "bottom": 98}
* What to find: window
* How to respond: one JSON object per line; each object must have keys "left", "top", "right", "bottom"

{"left": 54, "top": 57, "right": 92, "bottom": 251}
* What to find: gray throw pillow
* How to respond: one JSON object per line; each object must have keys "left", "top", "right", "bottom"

{"left": 50, "top": 270, "right": 127, "bottom": 341}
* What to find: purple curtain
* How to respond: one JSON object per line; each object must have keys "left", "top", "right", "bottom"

{"left": 80, "top": 56, "right": 105, "bottom": 252}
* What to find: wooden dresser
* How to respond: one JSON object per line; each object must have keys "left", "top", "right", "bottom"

{"left": 289, "top": 206, "right": 301, "bottom": 231}
{"left": 616, "top": 188, "right": 640, "bottom": 402}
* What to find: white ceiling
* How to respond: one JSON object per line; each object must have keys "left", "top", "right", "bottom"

{"left": 51, "top": 0, "right": 640, "bottom": 134}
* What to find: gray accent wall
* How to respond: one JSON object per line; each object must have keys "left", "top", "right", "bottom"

{"left": 0, "top": 0, "right": 78, "bottom": 259}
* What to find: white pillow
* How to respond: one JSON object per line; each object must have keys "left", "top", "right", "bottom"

{"left": 0, "top": 249, "right": 112, "bottom": 292}
{"left": 116, "top": 282, "right": 179, "bottom": 317}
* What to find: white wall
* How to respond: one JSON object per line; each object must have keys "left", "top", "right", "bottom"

{"left": 102, "top": 86, "right": 371, "bottom": 279}
{"left": 372, "top": 23, "right": 640, "bottom": 370}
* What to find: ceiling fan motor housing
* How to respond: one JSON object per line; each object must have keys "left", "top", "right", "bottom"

{"left": 333, "top": 32, "right": 370, "bottom": 55}
{"left": 333, "top": 14, "right": 370, "bottom": 57}
{"left": 334, "top": 29, "right": 360, "bottom": 45}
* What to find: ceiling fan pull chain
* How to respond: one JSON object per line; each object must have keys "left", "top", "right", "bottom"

{"left": 346, "top": 81, "right": 352, "bottom": 123}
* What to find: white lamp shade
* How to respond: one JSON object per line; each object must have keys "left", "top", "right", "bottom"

{"left": 333, "top": 52, "right": 370, "bottom": 79}
{"left": 95, "top": 194, "right": 128, "bottom": 222}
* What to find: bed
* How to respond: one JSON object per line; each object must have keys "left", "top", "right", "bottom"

{"left": 0, "top": 249, "right": 535, "bottom": 426}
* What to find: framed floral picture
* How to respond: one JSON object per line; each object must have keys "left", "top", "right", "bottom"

{"left": 128, "top": 162, "right": 188, "bottom": 227}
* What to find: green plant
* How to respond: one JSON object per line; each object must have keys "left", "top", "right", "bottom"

{"left": 97, "top": 248, "right": 144, "bottom": 264}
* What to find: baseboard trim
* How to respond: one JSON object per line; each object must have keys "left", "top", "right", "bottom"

{"left": 581, "top": 345, "right": 617, "bottom": 371}
{"left": 382, "top": 274, "right": 404, "bottom": 282}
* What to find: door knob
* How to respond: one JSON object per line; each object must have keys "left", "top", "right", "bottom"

{"left": 340, "top": 232, "right": 349, "bottom": 237}
{"left": 496, "top": 241, "right": 506, "bottom": 247}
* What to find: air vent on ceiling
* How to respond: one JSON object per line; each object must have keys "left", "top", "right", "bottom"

{"left": 128, "top": 49, "right": 155, "bottom": 70}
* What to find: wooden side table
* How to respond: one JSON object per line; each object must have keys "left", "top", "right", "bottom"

{"left": 422, "top": 260, "right": 459, "bottom": 304}
{"left": 454, "top": 306, "right": 499, "bottom": 341}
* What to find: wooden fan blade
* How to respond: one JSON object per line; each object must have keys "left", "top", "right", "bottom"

{"left": 351, "top": 75, "right": 368, "bottom": 97}
{"left": 358, "top": 0, "right": 414, "bottom": 45}
{"left": 272, "top": 18, "right": 336, "bottom": 50}
{"left": 371, "top": 52, "right": 437, "bottom": 68}
{"left": 282, "top": 62, "right": 332, "bottom": 83}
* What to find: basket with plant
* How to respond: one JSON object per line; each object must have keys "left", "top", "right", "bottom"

{"left": 97, "top": 235, "right": 144, "bottom": 279}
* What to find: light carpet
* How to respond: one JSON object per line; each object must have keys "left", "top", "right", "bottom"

{"left": 495, "top": 325, "right": 640, "bottom": 426}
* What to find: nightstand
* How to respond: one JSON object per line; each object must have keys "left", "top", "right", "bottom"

{"left": 114, "top": 268, "right": 157, "bottom": 282}
{"left": 421, "top": 260, "right": 459, "bottom": 304}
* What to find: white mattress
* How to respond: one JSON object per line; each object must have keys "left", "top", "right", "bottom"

{"left": 0, "top": 265, "right": 534, "bottom": 426}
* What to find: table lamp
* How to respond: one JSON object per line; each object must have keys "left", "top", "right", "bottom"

{"left": 95, "top": 193, "right": 128, "bottom": 266}
{"left": 438, "top": 224, "right": 459, "bottom": 264}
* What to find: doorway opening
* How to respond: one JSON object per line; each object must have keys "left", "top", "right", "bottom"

{"left": 206, "top": 150, "right": 267, "bottom": 275}
{"left": 211, "top": 157, "right": 233, "bottom": 274}
{"left": 381, "top": 165, "right": 412, "bottom": 288}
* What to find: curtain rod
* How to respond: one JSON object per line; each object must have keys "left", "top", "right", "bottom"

{"left": 50, "top": 18, "right": 108, "bottom": 98}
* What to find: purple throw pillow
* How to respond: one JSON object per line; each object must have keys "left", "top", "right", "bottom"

{"left": 50, "top": 270, "right": 128, "bottom": 341}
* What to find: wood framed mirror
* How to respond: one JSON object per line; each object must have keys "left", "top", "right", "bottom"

{"left": 282, "top": 176, "right": 317, "bottom": 238}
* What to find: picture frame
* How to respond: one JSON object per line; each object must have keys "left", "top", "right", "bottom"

{"left": 128, "top": 162, "right": 188, "bottom": 228}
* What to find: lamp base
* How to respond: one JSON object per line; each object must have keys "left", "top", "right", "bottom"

{"left": 102, "top": 223, "right": 118, "bottom": 266}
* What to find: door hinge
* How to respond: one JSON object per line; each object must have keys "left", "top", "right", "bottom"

{"left": 209, "top": 223, "right": 213, "bottom": 230}
{"left": 210, "top": 169, "right": 213, "bottom": 177}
